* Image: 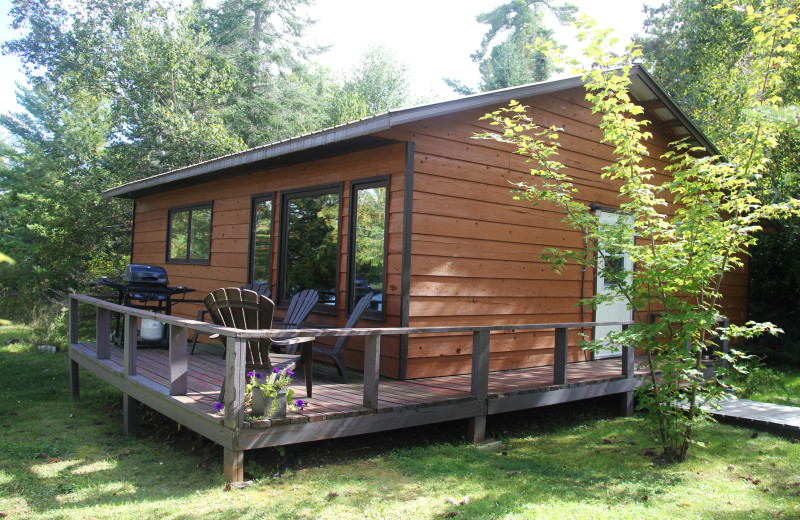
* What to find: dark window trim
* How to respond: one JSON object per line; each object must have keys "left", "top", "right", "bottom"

{"left": 165, "top": 201, "right": 213, "bottom": 265}
{"left": 347, "top": 176, "right": 389, "bottom": 321}
{"left": 247, "top": 192, "right": 276, "bottom": 287}
{"left": 277, "top": 183, "right": 342, "bottom": 314}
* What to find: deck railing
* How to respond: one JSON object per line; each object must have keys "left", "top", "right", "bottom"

{"left": 68, "top": 293, "right": 636, "bottom": 433}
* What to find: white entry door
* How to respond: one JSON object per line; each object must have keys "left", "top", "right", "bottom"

{"left": 594, "top": 211, "right": 633, "bottom": 358}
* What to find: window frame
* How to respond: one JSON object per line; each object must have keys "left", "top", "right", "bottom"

{"left": 165, "top": 201, "right": 213, "bottom": 265}
{"left": 277, "top": 183, "right": 342, "bottom": 313}
{"left": 347, "top": 176, "right": 389, "bottom": 320}
{"left": 247, "top": 193, "right": 276, "bottom": 286}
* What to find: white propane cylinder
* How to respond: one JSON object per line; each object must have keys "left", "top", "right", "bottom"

{"left": 140, "top": 319, "right": 165, "bottom": 341}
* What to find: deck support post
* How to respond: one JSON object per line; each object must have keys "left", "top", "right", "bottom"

{"left": 224, "top": 448, "right": 244, "bottom": 483}
{"left": 620, "top": 391, "right": 635, "bottom": 417}
{"left": 96, "top": 307, "right": 111, "bottom": 359}
{"left": 468, "top": 330, "right": 490, "bottom": 443}
{"left": 468, "top": 415, "right": 487, "bottom": 443}
{"left": 553, "top": 327, "right": 568, "bottom": 385}
{"left": 363, "top": 334, "right": 381, "bottom": 409}
{"left": 169, "top": 325, "right": 188, "bottom": 395}
{"left": 123, "top": 393, "right": 138, "bottom": 436}
{"left": 69, "top": 359, "right": 80, "bottom": 400}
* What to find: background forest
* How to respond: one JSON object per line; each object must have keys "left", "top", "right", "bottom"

{"left": 0, "top": 0, "right": 798, "bottom": 365}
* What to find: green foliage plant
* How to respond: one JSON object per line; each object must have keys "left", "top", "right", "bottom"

{"left": 478, "top": 3, "right": 800, "bottom": 461}
{"left": 244, "top": 368, "right": 302, "bottom": 418}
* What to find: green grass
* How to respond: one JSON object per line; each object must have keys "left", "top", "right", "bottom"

{"left": 732, "top": 363, "right": 800, "bottom": 407}
{"left": 2, "top": 324, "right": 800, "bottom": 519}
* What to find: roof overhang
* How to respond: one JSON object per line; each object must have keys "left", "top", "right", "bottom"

{"left": 104, "top": 65, "right": 717, "bottom": 200}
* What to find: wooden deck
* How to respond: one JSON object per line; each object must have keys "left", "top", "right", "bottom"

{"left": 71, "top": 341, "right": 642, "bottom": 424}
{"left": 68, "top": 293, "right": 642, "bottom": 482}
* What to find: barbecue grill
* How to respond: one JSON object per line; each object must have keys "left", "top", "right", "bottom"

{"left": 92, "top": 264, "right": 195, "bottom": 347}
{"left": 94, "top": 263, "right": 194, "bottom": 315}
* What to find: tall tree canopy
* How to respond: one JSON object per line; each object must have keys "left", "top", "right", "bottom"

{"left": 196, "top": 0, "right": 329, "bottom": 146}
{"left": 0, "top": 0, "right": 318, "bottom": 313}
{"left": 326, "top": 45, "right": 417, "bottom": 126}
{"left": 0, "top": 0, "right": 434, "bottom": 318}
{"left": 640, "top": 0, "right": 800, "bottom": 365}
{"left": 445, "top": 0, "right": 577, "bottom": 95}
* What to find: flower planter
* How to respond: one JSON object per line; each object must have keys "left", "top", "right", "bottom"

{"left": 250, "top": 387, "right": 288, "bottom": 418}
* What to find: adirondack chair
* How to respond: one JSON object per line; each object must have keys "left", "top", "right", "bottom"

{"left": 280, "top": 289, "right": 319, "bottom": 329}
{"left": 274, "top": 289, "right": 319, "bottom": 354}
{"left": 241, "top": 282, "right": 271, "bottom": 298}
{"left": 313, "top": 291, "right": 373, "bottom": 382}
{"left": 204, "top": 288, "right": 313, "bottom": 400}
{"left": 190, "top": 283, "right": 271, "bottom": 355}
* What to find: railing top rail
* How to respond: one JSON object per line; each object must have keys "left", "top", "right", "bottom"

{"left": 70, "top": 293, "right": 635, "bottom": 339}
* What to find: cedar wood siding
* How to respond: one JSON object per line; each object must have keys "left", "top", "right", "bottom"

{"left": 377, "top": 86, "right": 747, "bottom": 379}
{"left": 131, "top": 143, "right": 407, "bottom": 378}
{"left": 128, "top": 83, "right": 748, "bottom": 381}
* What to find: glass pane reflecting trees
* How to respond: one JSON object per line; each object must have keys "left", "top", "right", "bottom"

{"left": 283, "top": 190, "right": 340, "bottom": 305}
{"left": 250, "top": 198, "right": 273, "bottom": 284}
{"left": 189, "top": 207, "right": 211, "bottom": 260}
{"left": 168, "top": 204, "right": 211, "bottom": 262}
{"left": 351, "top": 182, "right": 386, "bottom": 313}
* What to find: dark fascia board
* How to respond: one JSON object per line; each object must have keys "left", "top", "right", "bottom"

{"left": 630, "top": 65, "right": 720, "bottom": 156}
{"left": 103, "top": 66, "right": 718, "bottom": 199}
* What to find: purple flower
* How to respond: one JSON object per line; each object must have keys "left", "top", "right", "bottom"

{"left": 212, "top": 401, "right": 224, "bottom": 412}
{"left": 295, "top": 399, "right": 306, "bottom": 411}
{"left": 255, "top": 372, "right": 264, "bottom": 380}
{"left": 273, "top": 368, "right": 280, "bottom": 373}
{"left": 246, "top": 370, "right": 255, "bottom": 378}
{"left": 286, "top": 369, "right": 294, "bottom": 377}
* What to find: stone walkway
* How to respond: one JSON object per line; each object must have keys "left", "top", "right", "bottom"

{"left": 702, "top": 397, "right": 800, "bottom": 436}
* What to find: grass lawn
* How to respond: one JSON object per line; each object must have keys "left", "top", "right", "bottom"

{"left": 2, "top": 324, "right": 799, "bottom": 520}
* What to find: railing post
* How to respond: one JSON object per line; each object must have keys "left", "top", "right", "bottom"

{"left": 468, "top": 329, "right": 490, "bottom": 443}
{"left": 223, "top": 336, "right": 245, "bottom": 430}
{"left": 621, "top": 324, "right": 634, "bottom": 379}
{"left": 363, "top": 334, "right": 381, "bottom": 409}
{"left": 169, "top": 324, "right": 188, "bottom": 396}
{"left": 69, "top": 295, "right": 80, "bottom": 400}
{"left": 123, "top": 313, "right": 138, "bottom": 376}
{"left": 553, "top": 327, "right": 568, "bottom": 385}
{"left": 620, "top": 323, "right": 635, "bottom": 417}
{"left": 96, "top": 307, "right": 111, "bottom": 359}
{"left": 222, "top": 335, "right": 245, "bottom": 483}
{"left": 121, "top": 311, "right": 139, "bottom": 436}
{"left": 69, "top": 295, "right": 79, "bottom": 345}
{"left": 720, "top": 319, "right": 730, "bottom": 370}
{"left": 470, "top": 330, "right": 490, "bottom": 400}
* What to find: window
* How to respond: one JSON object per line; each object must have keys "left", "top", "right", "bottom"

{"left": 279, "top": 185, "right": 341, "bottom": 308}
{"left": 348, "top": 178, "right": 388, "bottom": 317}
{"left": 248, "top": 195, "right": 274, "bottom": 285}
{"left": 167, "top": 203, "right": 212, "bottom": 263}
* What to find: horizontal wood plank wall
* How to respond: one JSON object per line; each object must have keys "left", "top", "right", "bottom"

{"left": 378, "top": 86, "right": 748, "bottom": 379}
{"left": 132, "top": 144, "right": 407, "bottom": 378}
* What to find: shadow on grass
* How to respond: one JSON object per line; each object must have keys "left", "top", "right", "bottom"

{"left": 3, "top": 326, "right": 799, "bottom": 520}
{"left": 0, "top": 333, "right": 224, "bottom": 517}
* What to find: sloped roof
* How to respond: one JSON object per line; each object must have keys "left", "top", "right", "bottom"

{"left": 104, "top": 65, "right": 715, "bottom": 199}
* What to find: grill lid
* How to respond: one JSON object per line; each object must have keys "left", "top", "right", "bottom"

{"left": 124, "top": 264, "right": 168, "bottom": 286}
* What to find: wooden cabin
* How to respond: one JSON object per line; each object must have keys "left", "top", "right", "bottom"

{"left": 104, "top": 65, "right": 746, "bottom": 381}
